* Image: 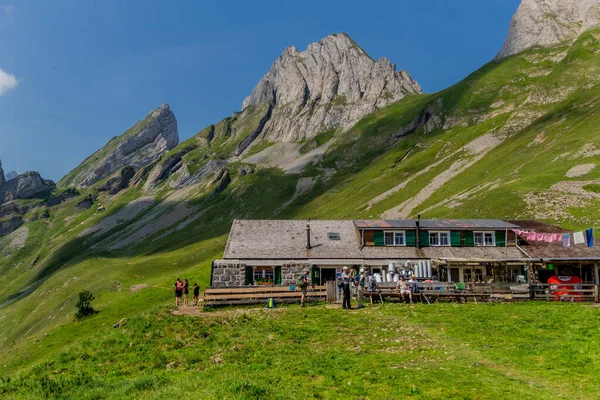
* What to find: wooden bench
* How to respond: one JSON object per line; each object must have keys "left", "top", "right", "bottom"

{"left": 202, "top": 285, "right": 327, "bottom": 306}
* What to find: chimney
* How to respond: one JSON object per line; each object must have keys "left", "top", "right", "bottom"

{"left": 306, "top": 218, "right": 312, "bottom": 250}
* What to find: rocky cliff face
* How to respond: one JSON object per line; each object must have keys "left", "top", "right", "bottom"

{"left": 242, "top": 33, "right": 422, "bottom": 142}
{"left": 496, "top": 0, "right": 600, "bottom": 59}
{"left": 0, "top": 160, "right": 56, "bottom": 204}
{"left": 1, "top": 172, "right": 55, "bottom": 202}
{"left": 59, "top": 104, "right": 178, "bottom": 189}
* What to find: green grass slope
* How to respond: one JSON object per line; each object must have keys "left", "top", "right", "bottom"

{"left": 3, "top": 303, "right": 600, "bottom": 399}
{"left": 2, "top": 29, "right": 600, "bottom": 398}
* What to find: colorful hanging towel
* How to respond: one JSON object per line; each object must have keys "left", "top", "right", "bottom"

{"left": 544, "top": 234, "right": 554, "bottom": 243}
{"left": 536, "top": 233, "right": 545, "bottom": 241}
{"left": 586, "top": 228, "right": 594, "bottom": 247}
{"left": 527, "top": 232, "right": 537, "bottom": 241}
{"left": 553, "top": 234, "right": 562, "bottom": 242}
{"left": 562, "top": 234, "right": 571, "bottom": 248}
{"left": 574, "top": 231, "right": 585, "bottom": 245}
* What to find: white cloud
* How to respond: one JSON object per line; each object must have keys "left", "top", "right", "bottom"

{"left": 0, "top": 68, "right": 18, "bottom": 96}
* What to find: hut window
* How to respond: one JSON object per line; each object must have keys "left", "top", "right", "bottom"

{"left": 384, "top": 231, "right": 405, "bottom": 246}
{"left": 254, "top": 268, "right": 274, "bottom": 283}
{"left": 429, "top": 231, "right": 450, "bottom": 246}
{"left": 328, "top": 232, "right": 341, "bottom": 241}
{"left": 474, "top": 232, "right": 495, "bottom": 246}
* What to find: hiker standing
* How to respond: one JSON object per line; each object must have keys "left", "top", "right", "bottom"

{"left": 299, "top": 270, "right": 310, "bottom": 307}
{"left": 183, "top": 279, "right": 189, "bottom": 307}
{"left": 341, "top": 266, "right": 352, "bottom": 310}
{"left": 174, "top": 278, "right": 183, "bottom": 306}
{"left": 356, "top": 268, "right": 367, "bottom": 309}
{"left": 193, "top": 283, "right": 200, "bottom": 306}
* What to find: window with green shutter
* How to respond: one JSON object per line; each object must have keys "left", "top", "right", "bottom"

{"left": 405, "top": 230, "right": 416, "bottom": 247}
{"left": 496, "top": 231, "right": 506, "bottom": 247}
{"left": 374, "top": 231, "right": 384, "bottom": 246}
{"left": 275, "top": 266, "right": 282, "bottom": 285}
{"left": 419, "top": 230, "right": 429, "bottom": 247}
{"left": 451, "top": 231, "right": 461, "bottom": 247}
{"left": 464, "top": 231, "right": 475, "bottom": 247}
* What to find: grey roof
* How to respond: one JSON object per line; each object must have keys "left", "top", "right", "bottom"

{"left": 419, "top": 219, "right": 519, "bottom": 230}
{"left": 422, "top": 246, "right": 526, "bottom": 261}
{"left": 353, "top": 220, "right": 417, "bottom": 229}
{"left": 353, "top": 219, "right": 519, "bottom": 230}
{"left": 224, "top": 219, "right": 422, "bottom": 260}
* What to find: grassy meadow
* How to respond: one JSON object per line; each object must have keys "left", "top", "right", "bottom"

{"left": 1, "top": 302, "right": 600, "bottom": 399}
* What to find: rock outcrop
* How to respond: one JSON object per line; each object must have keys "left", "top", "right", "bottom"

{"left": 1, "top": 172, "right": 56, "bottom": 202}
{"left": 242, "top": 33, "right": 422, "bottom": 143}
{"left": 5, "top": 170, "right": 17, "bottom": 181}
{"left": 0, "top": 161, "right": 56, "bottom": 204}
{"left": 496, "top": 0, "right": 600, "bottom": 60}
{"left": 59, "top": 104, "right": 179, "bottom": 189}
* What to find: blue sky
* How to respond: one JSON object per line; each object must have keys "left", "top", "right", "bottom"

{"left": 0, "top": 0, "right": 520, "bottom": 181}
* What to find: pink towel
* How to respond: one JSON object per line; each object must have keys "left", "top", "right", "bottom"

{"left": 527, "top": 232, "right": 537, "bottom": 241}
{"left": 536, "top": 233, "right": 545, "bottom": 241}
{"left": 544, "top": 234, "right": 554, "bottom": 243}
{"left": 553, "top": 234, "right": 562, "bottom": 242}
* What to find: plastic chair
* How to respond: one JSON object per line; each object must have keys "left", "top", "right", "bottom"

{"left": 455, "top": 282, "right": 466, "bottom": 291}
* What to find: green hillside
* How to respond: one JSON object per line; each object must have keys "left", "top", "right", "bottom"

{"left": 1, "top": 28, "right": 600, "bottom": 398}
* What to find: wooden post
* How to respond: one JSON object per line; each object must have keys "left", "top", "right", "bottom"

{"left": 594, "top": 263, "right": 599, "bottom": 303}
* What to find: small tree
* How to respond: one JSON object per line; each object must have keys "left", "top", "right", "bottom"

{"left": 75, "top": 290, "right": 96, "bottom": 319}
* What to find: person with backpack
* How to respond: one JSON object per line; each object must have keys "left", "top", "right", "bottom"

{"left": 356, "top": 268, "right": 367, "bottom": 309}
{"left": 193, "top": 283, "right": 200, "bottom": 306}
{"left": 341, "top": 266, "right": 352, "bottom": 310}
{"left": 298, "top": 270, "right": 310, "bottom": 307}
{"left": 183, "top": 279, "right": 190, "bottom": 307}
{"left": 174, "top": 278, "right": 183, "bottom": 306}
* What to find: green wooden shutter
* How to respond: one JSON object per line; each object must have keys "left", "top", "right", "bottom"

{"left": 275, "top": 266, "right": 282, "bottom": 285}
{"left": 464, "top": 231, "right": 475, "bottom": 247}
{"left": 405, "top": 231, "right": 416, "bottom": 247}
{"left": 419, "top": 230, "right": 429, "bottom": 247}
{"left": 311, "top": 265, "right": 319, "bottom": 285}
{"left": 244, "top": 266, "right": 253, "bottom": 285}
{"left": 451, "top": 231, "right": 461, "bottom": 247}
{"left": 496, "top": 231, "right": 506, "bottom": 247}
{"left": 374, "top": 231, "right": 384, "bottom": 246}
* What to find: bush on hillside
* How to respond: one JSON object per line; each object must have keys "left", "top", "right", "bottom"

{"left": 75, "top": 290, "right": 96, "bottom": 319}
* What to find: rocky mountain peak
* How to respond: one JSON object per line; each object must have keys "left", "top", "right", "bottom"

{"left": 496, "top": 0, "right": 600, "bottom": 60}
{"left": 241, "top": 32, "right": 421, "bottom": 142}
{"left": 59, "top": 103, "right": 178, "bottom": 189}
{"left": 0, "top": 160, "right": 5, "bottom": 187}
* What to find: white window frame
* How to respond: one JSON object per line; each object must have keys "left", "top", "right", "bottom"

{"left": 429, "top": 231, "right": 452, "bottom": 247}
{"left": 474, "top": 231, "right": 495, "bottom": 247}
{"left": 429, "top": 231, "right": 450, "bottom": 247}
{"left": 384, "top": 231, "right": 406, "bottom": 247}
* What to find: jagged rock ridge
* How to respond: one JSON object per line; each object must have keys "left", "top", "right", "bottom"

{"left": 59, "top": 104, "right": 178, "bottom": 189}
{"left": 496, "top": 0, "right": 600, "bottom": 60}
{"left": 0, "top": 160, "right": 55, "bottom": 204}
{"left": 242, "top": 32, "right": 422, "bottom": 143}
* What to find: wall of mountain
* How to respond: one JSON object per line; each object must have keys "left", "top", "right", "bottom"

{"left": 58, "top": 104, "right": 178, "bottom": 189}
{"left": 242, "top": 32, "right": 422, "bottom": 143}
{"left": 497, "top": 0, "right": 600, "bottom": 59}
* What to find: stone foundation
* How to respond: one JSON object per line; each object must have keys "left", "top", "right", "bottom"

{"left": 211, "top": 262, "right": 311, "bottom": 287}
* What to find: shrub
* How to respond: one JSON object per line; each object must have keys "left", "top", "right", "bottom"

{"left": 75, "top": 290, "right": 96, "bottom": 319}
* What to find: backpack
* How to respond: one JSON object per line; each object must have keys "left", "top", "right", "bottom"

{"left": 353, "top": 275, "right": 361, "bottom": 286}
{"left": 336, "top": 276, "right": 344, "bottom": 288}
{"left": 298, "top": 276, "right": 307, "bottom": 288}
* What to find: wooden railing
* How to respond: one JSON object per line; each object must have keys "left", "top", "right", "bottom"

{"left": 367, "top": 282, "right": 599, "bottom": 303}
{"left": 203, "top": 285, "right": 328, "bottom": 306}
